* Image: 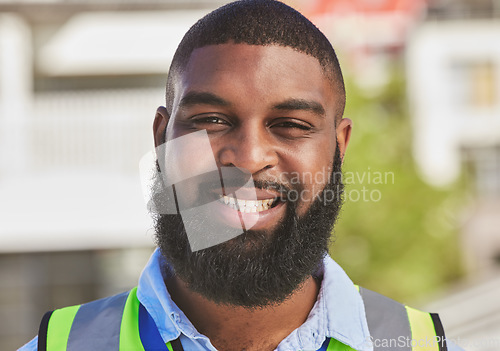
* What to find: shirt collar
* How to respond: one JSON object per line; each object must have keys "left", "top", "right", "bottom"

{"left": 137, "top": 249, "right": 372, "bottom": 351}
{"left": 136, "top": 249, "right": 210, "bottom": 343}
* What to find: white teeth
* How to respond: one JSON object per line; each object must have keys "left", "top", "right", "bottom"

{"left": 237, "top": 199, "right": 246, "bottom": 207}
{"left": 219, "top": 195, "right": 278, "bottom": 212}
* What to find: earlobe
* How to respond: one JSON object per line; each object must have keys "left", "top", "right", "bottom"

{"left": 153, "top": 106, "right": 170, "bottom": 147}
{"left": 336, "top": 118, "right": 352, "bottom": 163}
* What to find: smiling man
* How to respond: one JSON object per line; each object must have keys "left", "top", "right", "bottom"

{"left": 150, "top": 40, "right": 350, "bottom": 311}
{"left": 21, "top": 1, "right": 460, "bottom": 351}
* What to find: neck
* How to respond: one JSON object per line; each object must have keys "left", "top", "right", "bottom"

{"left": 165, "top": 274, "right": 320, "bottom": 351}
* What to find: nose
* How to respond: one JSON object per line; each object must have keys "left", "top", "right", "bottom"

{"left": 217, "top": 125, "right": 278, "bottom": 174}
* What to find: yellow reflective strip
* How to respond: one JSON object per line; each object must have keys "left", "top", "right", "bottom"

{"left": 166, "top": 342, "right": 175, "bottom": 351}
{"left": 46, "top": 305, "right": 81, "bottom": 351}
{"left": 327, "top": 338, "right": 357, "bottom": 351}
{"left": 405, "top": 306, "right": 439, "bottom": 351}
{"left": 119, "top": 287, "right": 145, "bottom": 351}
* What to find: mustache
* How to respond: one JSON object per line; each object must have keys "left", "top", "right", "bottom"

{"left": 198, "top": 177, "right": 296, "bottom": 199}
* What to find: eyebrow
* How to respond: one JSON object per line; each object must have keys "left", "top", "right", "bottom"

{"left": 179, "top": 92, "right": 326, "bottom": 117}
{"left": 272, "top": 98, "right": 326, "bottom": 117}
{"left": 179, "top": 91, "right": 231, "bottom": 108}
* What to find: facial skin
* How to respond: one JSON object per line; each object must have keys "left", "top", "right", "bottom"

{"left": 152, "top": 43, "right": 352, "bottom": 307}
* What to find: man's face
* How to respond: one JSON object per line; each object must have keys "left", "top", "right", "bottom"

{"left": 152, "top": 43, "right": 351, "bottom": 306}
{"left": 162, "top": 43, "right": 346, "bottom": 222}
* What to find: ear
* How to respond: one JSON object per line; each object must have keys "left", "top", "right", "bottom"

{"left": 336, "top": 118, "right": 352, "bottom": 163}
{"left": 153, "top": 106, "right": 170, "bottom": 147}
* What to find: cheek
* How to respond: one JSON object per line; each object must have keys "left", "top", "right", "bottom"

{"left": 286, "top": 149, "right": 334, "bottom": 215}
{"left": 162, "top": 130, "right": 218, "bottom": 187}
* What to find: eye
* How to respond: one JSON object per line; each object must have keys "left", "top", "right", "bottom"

{"left": 191, "top": 114, "right": 231, "bottom": 132}
{"left": 194, "top": 116, "right": 228, "bottom": 124}
{"left": 270, "top": 118, "right": 313, "bottom": 138}
{"left": 272, "top": 121, "right": 311, "bottom": 130}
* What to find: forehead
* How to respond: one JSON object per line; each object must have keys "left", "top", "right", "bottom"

{"left": 184, "top": 43, "right": 326, "bottom": 80}
{"left": 172, "top": 43, "right": 336, "bottom": 118}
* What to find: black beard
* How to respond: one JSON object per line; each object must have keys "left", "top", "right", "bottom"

{"left": 151, "top": 146, "right": 344, "bottom": 308}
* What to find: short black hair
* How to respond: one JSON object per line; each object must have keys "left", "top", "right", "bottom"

{"left": 165, "top": 0, "right": 345, "bottom": 121}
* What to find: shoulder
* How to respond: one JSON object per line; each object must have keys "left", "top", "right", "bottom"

{"left": 321, "top": 255, "right": 463, "bottom": 350}
{"left": 34, "top": 289, "right": 136, "bottom": 351}
{"left": 358, "top": 286, "right": 464, "bottom": 351}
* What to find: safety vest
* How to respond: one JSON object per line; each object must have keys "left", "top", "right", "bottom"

{"left": 37, "top": 286, "right": 448, "bottom": 351}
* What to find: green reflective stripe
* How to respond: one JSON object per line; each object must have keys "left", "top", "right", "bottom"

{"left": 46, "top": 305, "right": 81, "bottom": 351}
{"left": 405, "top": 306, "right": 439, "bottom": 351}
{"left": 119, "top": 287, "right": 145, "bottom": 351}
{"left": 327, "top": 338, "right": 357, "bottom": 351}
{"left": 166, "top": 342, "right": 175, "bottom": 351}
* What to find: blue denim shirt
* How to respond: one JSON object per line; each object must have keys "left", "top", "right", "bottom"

{"left": 19, "top": 249, "right": 463, "bottom": 351}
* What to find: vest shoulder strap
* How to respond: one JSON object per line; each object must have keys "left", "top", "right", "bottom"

{"left": 39, "top": 290, "right": 131, "bottom": 351}
{"left": 358, "top": 286, "right": 448, "bottom": 351}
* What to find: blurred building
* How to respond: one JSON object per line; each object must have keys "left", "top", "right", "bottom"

{"left": 425, "top": 273, "right": 500, "bottom": 351}
{"left": 0, "top": 1, "right": 229, "bottom": 349}
{"left": 1, "top": 0, "right": 497, "bottom": 349}
{"left": 408, "top": 0, "right": 500, "bottom": 349}
{"left": 407, "top": 0, "right": 500, "bottom": 272}
{"left": 298, "top": 0, "right": 427, "bottom": 90}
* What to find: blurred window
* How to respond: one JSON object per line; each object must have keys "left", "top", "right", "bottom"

{"left": 450, "top": 60, "right": 497, "bottom": 109}
{"left": 463, "top": 144, "right": 500, "bottom": 197}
